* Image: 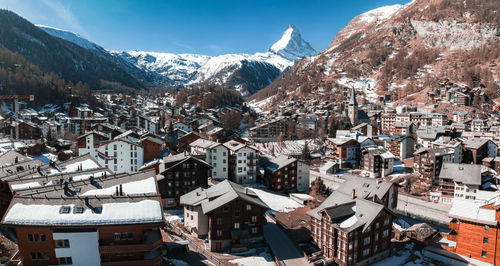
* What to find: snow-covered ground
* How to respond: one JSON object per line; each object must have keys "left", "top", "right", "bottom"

{"left": 249, "top": 188, "right": 303, "bottom": 213}
{"left": 247, "top": 97, "right": 272, "bottom": 113}
{"left": 228, "top": 249, "right": 275, "bottom": 266}
{"left": 373, "top": 243, "right": 432, "bottom": 266}
{"left": 253, "top": 139, "right": 319, "bottom": 157}
{"left": 337, "top": 76, "right": 378, "bottom": 103}
{"left": 164, "top": 209, "right": 184, "bottom": 223}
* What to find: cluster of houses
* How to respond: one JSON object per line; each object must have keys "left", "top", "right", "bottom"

{"left": 2, "top": 81, "right": 500, "bottom": 265}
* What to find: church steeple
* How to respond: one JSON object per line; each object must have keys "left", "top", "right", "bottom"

{"left": 348, "top": 88, "right": 358, "bottom": 125}
{"left": 349, "top": 87, "right": 358, "bottom": 106}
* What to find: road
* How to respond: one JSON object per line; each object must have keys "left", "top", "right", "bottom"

{"left": 263, "top": 220, "right": 310, "bottom": 266}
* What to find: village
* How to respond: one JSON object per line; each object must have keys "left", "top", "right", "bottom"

{"left": 0, "top": 77, "right": 497, "bottom": 266}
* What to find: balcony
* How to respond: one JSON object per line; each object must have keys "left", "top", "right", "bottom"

{"left": 101, "top": 249, "right": 163, "bottom": 266}
{"left": 99, "top": 230, "right": 162, "bottom": 254}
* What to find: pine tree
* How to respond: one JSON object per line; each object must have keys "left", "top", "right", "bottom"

{"left": 301, "top": 142, "right": 310, "bottom": 161}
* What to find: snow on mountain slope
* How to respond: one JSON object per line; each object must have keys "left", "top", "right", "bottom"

{"left": 270, "top": 24, "right": 317, "bottom": 61}
{"left": 113, "top": 25, "right": 315, "bottom": 94}
{"left": 36, "top": 24, "right": 101, "bottom": 51}
{"left": 356, "top": 4, "right": 403, "bottom": 24}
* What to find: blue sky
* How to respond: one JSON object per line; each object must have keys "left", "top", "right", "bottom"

{"left": 0, "top": 0, "right": 409, "bottom": 55}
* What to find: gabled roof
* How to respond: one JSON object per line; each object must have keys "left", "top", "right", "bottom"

{"left": 180, "top": 180, "right": 269, "bottom": 214}
{"left": 266, "top": 155, "right": 297, "bottom": 172}
{"left": 162, "top": 153, "right": 211, "bottom": 172}
{"left": 439, "top": 163, "right": 482, "bottom": 185}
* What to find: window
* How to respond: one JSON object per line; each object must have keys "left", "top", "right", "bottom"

{"left": 235, "top": 211, "right": 240, "bottom": 218}
{"left": 74, "top": 207, "right": 84, "bottom": 214}
{"left": 246, "top": 204, "right": 251, "bottom": 211}
{"left": 234, "top": 223, "right": 240, "bottom": 229}
{"left": 485, "top": 225, "right": 490, "bottom": 231}
{"left": 251, "top": 227, "right": 258, "bottom": 234}
{"left": 28, "top": 234, "right": 33, "bottom": 242}
{"left": 114, "top": 233, "right": 120, "bottom": 240}
{"left": 30, "top": 252, "right": 49, "bottom": 261}
{"left": 217, "top": 230, "right": 222, "bottom": 237}
{"left": 363, "top": 248, "right": 369, "bottom": 256}
{"left": 127, "top": 232, "right": 134, "bottom": 240}
{"left": 384, "top": 217, "right": 390, "bottom": 226}
{"left": 251, "top": 216, "right": 257, "bottom": 223}
{"left": 217, "top": 218, "right": 223, "bottom": 225}
{"left": 60, "top": 206, "right": 71, "bottom": 214}
{"left": 364, "top": 237, "right": 370, "bottom": 245}
{"left": 482, "top": 251, "right": 487, "bottom": 258}
{"left": 484, "top": 237, "right": 488, "bottom": 244}
{"left": 223, "top": 206, "right": 229, "bottom": 212}
{"left": 383, "top": 229, "right": 389, "bottom": 238}
{"left": 58, "top": 257, "right": 72, "bottom": 264}
{"left": 55, "top": 239, "right": 70, "bottom": 248}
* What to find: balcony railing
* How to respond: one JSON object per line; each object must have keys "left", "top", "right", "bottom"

{"left": 99, "top": 230, "right": 162, "bottom": 254}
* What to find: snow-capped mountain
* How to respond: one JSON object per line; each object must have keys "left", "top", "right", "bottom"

{"left": 110, "top": 24, "right": 316, "bottom": 95}
{"left": 36, "top": 24, "right": 102, "bottom": 51}
{"left": 251, "top": 0, "right": 500, "bottom": 111}
{"left": 269, "top": 24, "right": 317, "bottom": 61}
{"left": 36, "top": 23, "right": 316, "bottom": 95}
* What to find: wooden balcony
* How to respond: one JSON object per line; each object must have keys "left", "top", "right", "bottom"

{"left": 99, "top": 230, "right": 162, "bottom": 254}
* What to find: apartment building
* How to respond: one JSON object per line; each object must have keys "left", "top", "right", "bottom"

{"left": 388, "top": 135, "right": 414, "bottom": 160}
{"left": 190, "top": 139, "right": 230, "bottom": 180}
{"left": 224, "top": 140, "right": 258, "bottom": 184}
{"left": 248, "top": 117, "right": 289, "bottom": 141}
{"left": 95, "top": 137, "right": 144, "bottom": 173}
{"left": 263, "top": 155, "right": 298, "bottom": 192}
{"left": 180, "top": 180, "right": 269, "bottom": 252}
{"left": 414, "top": 147, "right": 454, "bottom": 181}
{"left": 307, "top": 177, "right": 397, "bottom": 265}
{"left": 435, "top": 163, "right": 483, "bottom": 204}
{"left": 439, "top": 198, "right": 500, "bottom": 264}
{"left": 1, "top": 167, "right": 164, "bottom": 266}
{"left": 360, "top": 147, "right": 395, "bottom": 178}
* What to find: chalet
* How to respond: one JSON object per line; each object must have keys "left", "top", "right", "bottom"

{"left": 325, "top": 138, "right": 358, "bottom": 165}
{"left": 180, "top": 180, "right": 269, "bottom": 252}
{"left": 139, "top": 136, "right": 164, "bottom": 163}
{"left": 158, "top": 153, "right": 211, "bottom": 208}
{"left": 177, "top": 131, "right": 200, "bottom": 152}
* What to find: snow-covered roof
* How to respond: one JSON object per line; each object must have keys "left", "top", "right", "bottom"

{"left": 448, "top": 199, "right": 497, "bottom": 225}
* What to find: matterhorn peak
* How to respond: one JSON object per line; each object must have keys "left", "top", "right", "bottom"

{"left": 269, "top": 24, "right": 317, "bottom": 61}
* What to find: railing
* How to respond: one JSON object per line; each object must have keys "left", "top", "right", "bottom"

{"left": 99, "top": 234, "right": 162, "bottom": 253}
{"left": 101, "top": 255, "right": 163, "bottom": 266}
{"left": 187, "top": 238, "right": 227, "bottom": 266}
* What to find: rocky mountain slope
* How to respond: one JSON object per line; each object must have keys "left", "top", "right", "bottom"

{"left": 251, "top": 0, "right": 500, "bottom": 110}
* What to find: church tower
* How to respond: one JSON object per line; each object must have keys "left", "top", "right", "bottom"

{"left": 348, "top": 87, "right": 358, "bottom": 125}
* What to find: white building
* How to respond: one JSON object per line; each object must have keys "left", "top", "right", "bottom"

{"left": 297, "top": 160, "right": 310, "bottom": 193}
{"left": 224, "top": 140, "right": 258, "bottom": 184}
{"left": 95, "top": 137, "right": 144, "bottom": 173}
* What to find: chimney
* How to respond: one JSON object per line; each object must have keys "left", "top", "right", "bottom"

{"left": 351, "top": 189, "right": 356, "bottom": 199}
{"left": 59, "top": 178, "right": 64, "bottom": 187}
{"left": 89, "top": 176, "right": 95, "bottom": 184}
{"left": 64, "top": 182, "right": 69, "bottom": 194}
{"left": 116, "top": 186, "right": 119, "bottom": 196}
{"left": 104, "top": 172, "right": 107, "bottom": 179}
{"left": 372, "top": 195, "right": 376, "bottom": 202}
{"left": 119, "top": 184, "right": 123, "bottom": 196}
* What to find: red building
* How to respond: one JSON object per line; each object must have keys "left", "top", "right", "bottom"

{"left": 438, "top": 198, "right": 500, "bottom": 264}
{"left": 263, "top": 155, "right": 297, "bottom": 192}
{"left": 177, "top": 132, "right": 200, "bottom": 152}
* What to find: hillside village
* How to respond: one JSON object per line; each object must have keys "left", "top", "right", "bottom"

{"left": 0, "top": 76, "right": 498, "bottom": 266}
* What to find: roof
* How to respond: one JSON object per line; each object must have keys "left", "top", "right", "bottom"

{"left": 2, "top": 196, "right": 163, "bottom": 226}
{"left": 179, "top": 180, "right": 269, "bottom": 214}
{"left": 189, "top": 138, "right": 219, "bottom": 149}
{"left": 464, "top": 138, "right": 492, "bottom": 150}
{"left": 448, "top": 199, "right": 497, "bottom": 226}
{"left": 162, "top": 153, "right": 211, "bottom": 172}
{"left": 439, "top": 163, "right": 482, "bottom": 185}
{"left": 266, "top": 155, "right": 297, "bottom": 172}
{"left": 307, "top": 175, "right": 394, "bottom": 232}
